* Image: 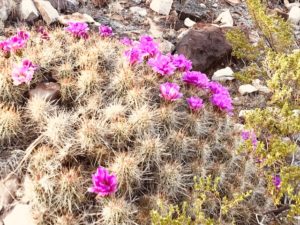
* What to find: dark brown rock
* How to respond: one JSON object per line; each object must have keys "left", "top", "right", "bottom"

{"left": 29, "top": 82, "right": 60, "bottom": 102}
{"left": 176, "top": 24, "right": 232, "bottom": 73}
{"left": 174, "top": 0, "right": 211, "bottom": 22}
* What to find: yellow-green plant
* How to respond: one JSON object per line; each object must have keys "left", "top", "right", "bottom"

{"left": 226, "top": 0, "right": 300, "bottom": 222}
{"left": 151, "top": 176, "right": 252, "bottom": 225}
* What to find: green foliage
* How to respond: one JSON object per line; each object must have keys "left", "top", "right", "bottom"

{"left": 265, "top": 51, "right": 300, "bottom": 106}
{"left": 226, "top": 0, "right": 300, "bottom": 221}
{"left": 225, "top": 29, "right": 260, "bottom": 61}
{"left": 151, "top": 176, "right": 252, "bottom": 225}
{"left": 246, "top": 0, "right": 293, "bottom": 52}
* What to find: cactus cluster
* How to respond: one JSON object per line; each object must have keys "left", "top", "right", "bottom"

{"left": 0, "top": 26, "right": 280, "bottom": 225}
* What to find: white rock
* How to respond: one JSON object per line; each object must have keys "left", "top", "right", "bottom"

{"left": 177, "top": 28, "right": 189, "bottom": 40}
{"left": 148, "top": 18, "right": 163, "bottom": 38}
{"left": 200, "top": 3, "right": 206, "bottom": 8}
{"left": 150, "top": 0, "right": 173, "bottom": 15}
{"left": 212, "top": 3, "right": 218, "bottom": 7}
{"left": 20, "top": 0, "right": 39, "bottom": 21}
{"left": 239, "top": 109, "right": 251, "bottom": 118}
{"left": 58, "top": 12, "right": 97, "bottom": 25}
{"left": 238, "top": 84, "right": 258, "bottom": 95}
{"left": 252, "top": 79, "right": 271, "bottom": 94}
{"left": 159, "top": 39, "right": 175, "bottom": 54}
{"left": 212, "top": 67, "right": 234, "bottom": 81}
{"left": 108, "top": 1, "right": 123, "bottom": 14}
{"left": 184, "top": 17, "right": 196, "bottom": 27}
{"left": 213, "top": 9, "right": 233, "bottom": 27}
{"left": 130, "top": 6, "right": 147, "bottom": 17}
{"left": 34, "top": 0, "right": 59, "bottom": 25}
{"left": 288, "top": 6, "right": 300, "bottom": 25}
{"left": 132, "top": 0, "right": 142, "bottom": 3}
{"left": 3, "top": 204, "right": 36, "bottom": 225}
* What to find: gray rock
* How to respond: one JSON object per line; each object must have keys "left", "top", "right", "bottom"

{"left": 238, "top": 84, "right": 258, "bottom": 95}
{"left": 175, "top": 0, "right": 210, "bottom": 21}
{"left": 148, "top": 18, "right": 163, "bottom": 38}
{"left": 0, "top": 0, "right": 14, "bottom": 21}
{"left": 34, "top": 0, "right": 59, "bottom": 25}
{"left": 19, "top": 0, "right": 39, "bottom": 21}
{"left": 47, "top": 0, "right": 79, "bottom": 13}
{"left": 159, "top": 39, "right": 175, "bottom": 54}
{"left": 130, "top": 6, "right": 147, "bottom": 17}
{"left": 150, "top": 0, "right": 173, "bottom": 15}
{"left": 132, "top": 0, "right": 142, "bottom": 4}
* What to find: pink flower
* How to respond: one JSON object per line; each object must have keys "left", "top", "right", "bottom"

{"left": 160, "top": 82, "right": 183, "bottom": 101}
{"left": 0, "top": 30, "right": 30, "bottom": 54}
{"left": 241, "top": 130, "right": 258, "bottom": 148}
{"left": 65, "top": 22, "right": 89, "bottom": 39}
{"left": 241, "top": 131, "right": 251, "bottom": 140}
{"left": 182, "top": 71, "right": 210, "bottom": 88}
{"left": 12, "top": 59, "right": 37, "bottom": 86}
{"left": 210, "top": 93, "right": 233, "bottom": 113}
{"left": 88, "top": 166, "right": 118, "bottom": 196}
{"left": 208, "top": 82, "right": 230, "bottom": 95}
{"left": 125, "top": 48, "right": 143, "bottom": 65}
{"left": 99, "top": 25, "right": 113, "bottom": 37}
{"left": 272, "top": 175, "right": 281, "bottom": 190}
{"left": 148, "top": 54, "right": 176, "bottom": 76}
{"left": 187, "top": 96, "right": 204, "bottom": 110}
{"left": 172, "top": 54, "right": 192, "bottom": 72}
{"left": 17, "top": 30, "right": 30, "bottom": 41}
{"left": 38, "top": 26, "right": 50, "bottom": 40}
{"left": 0, "top": 40, "right": 11, "bottom": 53}
{"left": 120, "top": 37, "right": 133, "bottom": 46}
{"left": 208, "top": 81, "right": 233, "bottom": 113}
{"left": 138, "top": 35, "right": 160, "bottom": 58}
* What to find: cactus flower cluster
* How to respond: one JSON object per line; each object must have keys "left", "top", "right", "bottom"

{"left": 0, "top": 30, "right": 30, "bottom": 54}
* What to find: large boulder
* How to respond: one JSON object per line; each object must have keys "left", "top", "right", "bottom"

{"left": 34, "top": 0, "right": 59, "bottom": 25}
{"left": 19, "top": 0, "right": 39, "bottom": 21}
{"left": 47, "top": 0, "right": 79, "bottom": 13}
{"left": 0, "top": 0, "right": 15, "bottom": 21}
{"left": 176, "top": 24, "right": 232, "bottom": 72}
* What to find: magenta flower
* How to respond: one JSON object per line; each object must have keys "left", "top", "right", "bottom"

{"left": 210, "top": 93, "right": 233, "bottom": 113}
{"left": 12, "top": 59, "right": 37, "bottom": 86}
{"left": 160, "top": 82, "right": 183, "bottom": 101}
{"left": 120, "top": 37, "right": 133, "bottom": 46}
{"left": 17, "top": 30, "right": 30, "bottom": 41}
{"left": 241, "top": 130, "right": 258, "bottom": 148}
{"left": 241, "top": 131, "right": 251, "bottom": 140}
{"left": 65, "top": 22, "right": 89, "bottom": 39}
{"left": 88, "top": 166, "right": 118, "bottom": 196}
{"left": 0, "top": 40, "right": 11, "bottom": 53}
{"left": 99, "top": 25, "right": 113, "bottom": 37}
{"left": 182, "top": 71, "right": 209, "bottom": 89}
{"left": 272, "top": 175, "right": 281, "bottom": 190}
{"left": 172, "top": 54, "right": 192, "bottom": 72}
{"left": 38, "top": 26, "right": 50, "bottom": 40}
{"left": 148, "top": 54, "right": 176, "bottom": 76}
{"left": 125, "top": 48, "right": 143, "bottom": 65}
{"left": 187, "top": 96, "right": 204, "bottom": 111}
{"left": 138, "top": 35, "right": 160, "bottom": 58}
{"left": 0, "top": 30, "right": 30, "bottom": 54}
